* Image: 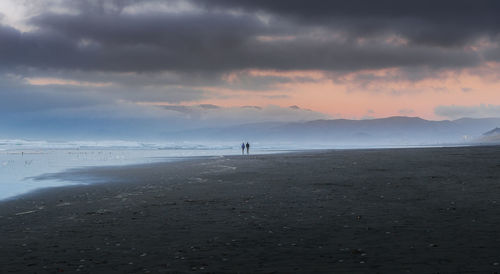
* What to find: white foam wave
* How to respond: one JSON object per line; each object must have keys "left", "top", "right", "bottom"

{"left": 0, "top": 139, "right": 241, "bottom": 151}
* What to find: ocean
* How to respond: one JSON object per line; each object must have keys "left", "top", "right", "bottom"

{"left": 0, "top": 139, "right": 284, "bottom": 200}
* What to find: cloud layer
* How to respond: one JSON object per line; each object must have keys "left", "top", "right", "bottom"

{"left": 1, "top": 0, "right": 500, "bottom": 138}
{"left": 3, "top": 0, "right": 495, "bottom": 75}
{"left": 435, "top": 104, "right": 500, "bottom": 119}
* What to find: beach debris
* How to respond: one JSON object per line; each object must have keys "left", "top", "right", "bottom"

{"left": 351, "top": 249, "right": 364, "bottom": 255}
{"left": 15, "top": 210, "right": 37, "bottom": 216}
{"left": 56, "top": 202, "right": 71, "bottom": 207}
{"left": 86, "top": 209, "right": 111, "bottom": 215}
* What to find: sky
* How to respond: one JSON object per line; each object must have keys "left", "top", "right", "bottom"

{"left": 1, "top": 0, "right": 500, "bottom": 138}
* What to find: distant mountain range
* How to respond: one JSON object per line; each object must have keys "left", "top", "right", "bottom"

{"left": 2, "top": 116, "right": 499, "bottom": 147}
{"left": 165, "top": 116, "right": 500, "bottom": 146}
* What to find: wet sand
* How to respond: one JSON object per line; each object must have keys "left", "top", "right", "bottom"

{"left": 1, "top": 146, "right": 500, "bottom": 273}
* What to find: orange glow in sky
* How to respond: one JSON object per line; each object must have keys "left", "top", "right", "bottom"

{"left": 190, "top": 65, "right": 500, "bottom": 120}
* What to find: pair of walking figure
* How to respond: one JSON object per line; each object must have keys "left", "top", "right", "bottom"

{"left": 241, "top": 142, "right": 250, "bottom": 155}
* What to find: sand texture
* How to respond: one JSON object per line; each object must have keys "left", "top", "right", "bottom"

{"left": 1, "top": 146, "right": 500, "bottom": 273}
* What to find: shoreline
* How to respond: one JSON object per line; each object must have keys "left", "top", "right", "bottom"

{"left": 8, "top": 144, "right": 488, "bottom": 201}
{"left": 0, "top": 147, "right": 286, "bottom": 202}
{"left": 2, "top": 146, "right": 500, "bottom": 272}
{"left": 0, "top": 143, "right": 494, "bottom": 201}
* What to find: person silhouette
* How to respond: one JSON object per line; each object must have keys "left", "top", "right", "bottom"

{"left": 246, "top": 142, "right": 250, "bottom": 155}
{"left": 241, "top": 142, "right": 245, "bottom": 155}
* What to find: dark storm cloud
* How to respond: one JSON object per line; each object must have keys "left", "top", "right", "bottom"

{"left": 0, "top": 20, "right": 480, "bottom": 74}
{"left": 202, "top": 0, "right": 500, "bottom": 47}
{"left": 483, "top": 47, "right": 500, "bottom": 62}
{"left": 0, "top": 12, "right": 270, "bottom": 72}
{"left": 0, "top": 0, "right": 493, "bottom": 76}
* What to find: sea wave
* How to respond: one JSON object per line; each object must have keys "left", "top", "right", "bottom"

{"left": 0, "top": 139, "right": 238, "bottom": 151}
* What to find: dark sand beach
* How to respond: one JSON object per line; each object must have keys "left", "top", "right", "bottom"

{"left": 1, "top": 146, "right": 500, "bottom": 273}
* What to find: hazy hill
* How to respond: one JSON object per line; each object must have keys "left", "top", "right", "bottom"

{"left": 165, "top": 116, "right": 500, "bottom": 146}
{"left": 3, "top": 116, "right": 500, "bottom": 147}
{"left": 483, "top": 127, "right": 500, "bottom": 136}
{"left": 475, "top": 127, "right": 500, "bottom": 144}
